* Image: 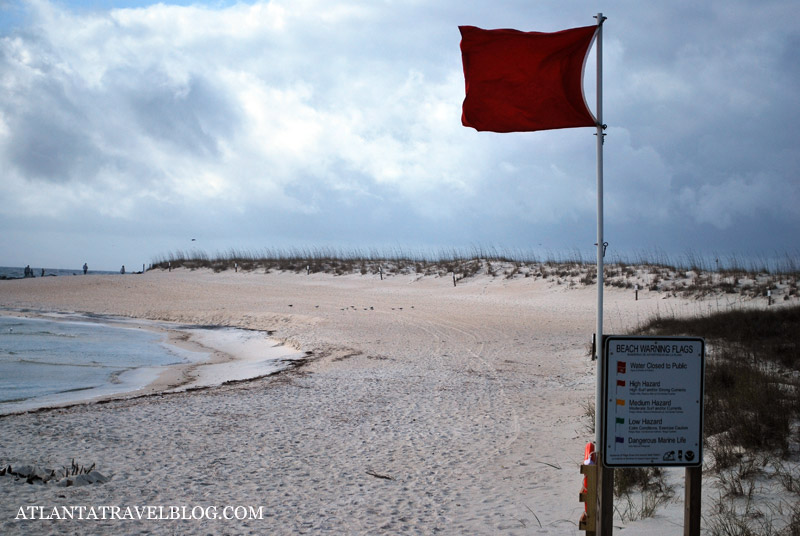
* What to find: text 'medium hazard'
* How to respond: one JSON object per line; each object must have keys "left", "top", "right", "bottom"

{"left": 602, "top": 336, "right": 704, "bottom": 468}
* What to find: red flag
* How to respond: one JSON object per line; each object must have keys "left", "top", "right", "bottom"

{"left": 459, "top": 25, "right": 598, "bottom": 133}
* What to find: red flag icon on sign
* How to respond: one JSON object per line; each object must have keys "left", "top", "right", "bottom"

{"left": 617, "top": 361, "right": 626, "bottom": 374}
{"left": 459, "top": 25, "right": 598, "bottom": 133}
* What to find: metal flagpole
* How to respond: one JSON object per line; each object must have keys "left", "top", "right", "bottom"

{"left": 594, "top": 11, "right": 605, "bottom": 453}
{"left": 594, "top": 11, "right": 605, "bottom": 457}
{"left": 593, "top": 12, "right": 613, "bottom": 536}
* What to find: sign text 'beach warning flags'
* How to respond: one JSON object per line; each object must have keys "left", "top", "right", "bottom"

{"left": 459, "top": 25, "right": 598, "bottom": 133}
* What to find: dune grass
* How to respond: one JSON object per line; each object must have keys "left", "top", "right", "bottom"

{"left": 150, "top": 247, "right": 799, "bottom": 301}
{"left": 149, "top": 247, "right": 800, "bottom": 308}
{"left": 638, "top": 306, "right": 800, "bottom": 456}
{"left": 620, "top": 305, "right": 800, "bottom": 533}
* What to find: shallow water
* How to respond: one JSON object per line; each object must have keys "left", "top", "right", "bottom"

{"left": 0, "top": 312, "right": 305, "bottom": 414}
{"left": 0, "top": 315, "right": 186, "bottom": 411}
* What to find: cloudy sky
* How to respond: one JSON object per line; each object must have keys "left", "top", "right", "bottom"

{"left": 1, "top": 0, "right": 798, "bottom": 271}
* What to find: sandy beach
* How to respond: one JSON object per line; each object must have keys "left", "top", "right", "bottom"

{"left": 0, "top": 268, "right": 754, "bottom": 534}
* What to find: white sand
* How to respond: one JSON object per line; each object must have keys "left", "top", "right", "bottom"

{"left": 0, "top": 269, "right": 776, "bottom": 534}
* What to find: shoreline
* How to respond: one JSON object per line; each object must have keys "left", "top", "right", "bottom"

{"left": 0, "top": 309, "right": 305, "bottom": 416}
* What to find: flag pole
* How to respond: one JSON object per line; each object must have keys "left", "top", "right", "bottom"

{"left": 594, "top": 10, "right": 605, "bottom": 457}
{"left": 594, "top": 12, "right": 613, "bottom": 536}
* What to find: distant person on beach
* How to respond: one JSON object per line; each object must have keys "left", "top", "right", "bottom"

{"left": 24, "top": 265, "right": 32, "bottom": 278}
{"left": 83, "top": 263, "right": 88, "bottom": 275}
{"left": 41, "top": 268, "right": 44, "bottom": 277}
{"left": 120, "top": 265, "right": 125, "bottom": 274}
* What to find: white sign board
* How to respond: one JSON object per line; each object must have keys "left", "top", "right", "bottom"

{"left": 602, "top": 336, "right": 704, "bottom": 467}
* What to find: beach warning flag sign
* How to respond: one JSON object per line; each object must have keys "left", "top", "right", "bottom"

{"left": 459, "top": 25, "right": 598, "bottom": 133}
